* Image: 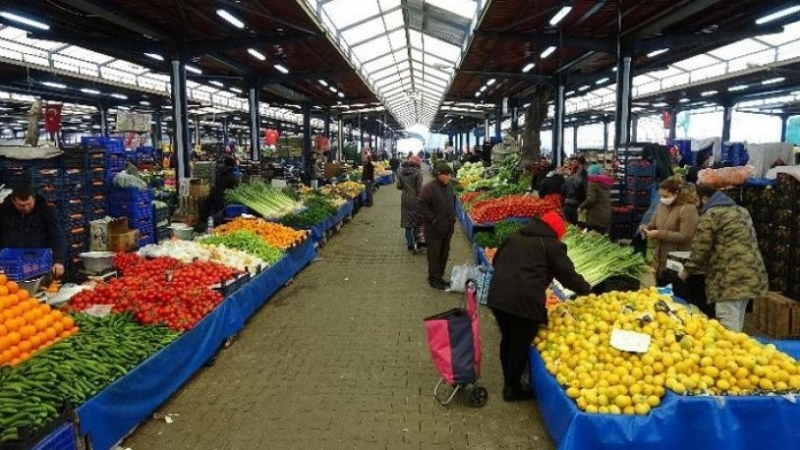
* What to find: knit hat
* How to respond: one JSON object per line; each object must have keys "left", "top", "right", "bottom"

{"left": 410, "top": 155, "right": 421, "bottom": 166}
{"left": 540, "top": 211, "right": 567, "bottom": 241}
{"left": 435, "top": 163, "right": 454, "bottom": 176}
{"left": 587, "top": 164, "right": 603, "bottom": 176}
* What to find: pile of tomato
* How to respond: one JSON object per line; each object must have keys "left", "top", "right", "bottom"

{"left": 468, "top": 195, "right": 558, "bottom": 224}
{"left": 66, "top": 255, "right": 240, "bottom": 332}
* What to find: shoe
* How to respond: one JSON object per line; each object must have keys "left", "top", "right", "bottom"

{"left": 429, "top": 280, "right": 446, "bottom": 290}
{"left": 502, "top": 386, "right": 534, "bottom": 402}
{"left": 407, "top": 245, "right": 414, "bottom": 251}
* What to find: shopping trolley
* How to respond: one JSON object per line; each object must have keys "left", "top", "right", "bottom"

{"left": 423, "top": 280, "right": 488, "bottom": 407}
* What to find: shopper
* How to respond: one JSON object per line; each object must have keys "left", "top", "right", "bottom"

{"left": 578, "top": 164, "right": 613, "bottom": 234}
{"left": 685, "top": 153, "right": 711, "bottom": 184}
{"left": 561, "top": 156, "right": 588, "bottom": 224}
{"left": 389, "top": 154, "right": 401, "bottom": 182}
{"left": 487, "top": 211, "right": 591, "bottom": 401}
{"left": 680, "top": 184, "right": 768, "bottom": 332}
{"left": 417, "top": 163, "right": 456, "bottom": 290}
{"left": 397, "top": 156, "right": 423, "bottom": 251}
{"left": 361, "top": 156, "right": 375, "bottom": 207}
{"left": 195, "top": 156, "right": 241, "bottom": 232}
{"left": 640, "top": 178, "right": 699, "bottom": 285}
{"left": 0, "top": 184, "right": 66, "bottom": 278}
{"left": 538, "top": 168, "right": 566, "bottom": 207}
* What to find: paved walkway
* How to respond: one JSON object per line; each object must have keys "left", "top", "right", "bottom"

{"left": 124, "top": 178, "right": 555, "bottom": 450}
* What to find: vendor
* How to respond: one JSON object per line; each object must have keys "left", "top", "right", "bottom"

{"left": 194, "top": 156, "right": 240, "bottom": 232}
{"left": 0, "top": 185, "right": 66, "bottom": 278}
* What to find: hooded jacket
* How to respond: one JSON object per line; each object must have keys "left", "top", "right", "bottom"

{"left": 397, "top": 161, "right": 422, "bottom": 228}
{"left": 646, "top": 197, "right": 699, "bottom": 277}
{"left": 487, "top": 218, "right": 591, "bottom": 323}
{"left": 579, "top": 174, "right": 614, "bottom": 229}
{"left": 0, "top": 194, "right": 65, "bottom": 265}
{"left": 684, "top": 191, "right": 768, "bottom": 303}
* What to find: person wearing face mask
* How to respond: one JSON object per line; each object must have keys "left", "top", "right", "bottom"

{"left": 639, "top": 178, "right": 699, "bottom": 285}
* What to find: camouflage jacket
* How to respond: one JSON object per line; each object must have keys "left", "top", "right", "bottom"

{"left": 684, "top": 192, "right": 768, "bottom": 303}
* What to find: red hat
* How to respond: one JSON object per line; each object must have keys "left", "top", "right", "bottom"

{"left": 540, "top": 211, "right": 567, "bottom": 241}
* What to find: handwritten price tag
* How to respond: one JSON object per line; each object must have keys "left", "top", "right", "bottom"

{"left": 610, "top": 329, "right": 651, "bottom": 353}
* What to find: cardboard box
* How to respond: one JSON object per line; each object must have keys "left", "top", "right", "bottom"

{"left": 190, "top": 179, "right": 210, "bottom": 197}
{"left": 90, "top": 217, "right": 128, "bottom": 251}
{"left": 753, "top": 292, "right": 800, "bottom": 339}
{"left": 108, "top": 229, "right": 139, "bottom": 253}
{"left": 324, "top": 162, "right": 342, "bottom": 179}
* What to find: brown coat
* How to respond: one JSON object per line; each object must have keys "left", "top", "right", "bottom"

{"left": 417, "top": 179, "right": 456, "bottom": 240}
{"left": 647, "top": 201, "right": 699, "bottom": 276}
{"left": 579, "top": 174, "right": 613, "bottom": 229}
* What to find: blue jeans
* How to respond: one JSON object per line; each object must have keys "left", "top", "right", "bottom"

{"left": 405, "top": 227, "right": 417, "bottom": 248}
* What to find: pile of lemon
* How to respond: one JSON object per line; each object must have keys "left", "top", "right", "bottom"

{"left": 534, "top": 287, "right": 800, "bottom": 415}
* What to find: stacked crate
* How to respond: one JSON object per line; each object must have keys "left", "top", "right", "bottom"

{"left": 611, "top": 146, "right": 657, "bottom": 239}
{"left": 153, "top": 201, "right": 171, "bottom": 243}
{"left": 109, "top": 187, "right": 155, "bottom": 247}
{"left": 62, "top": 147, "right": 108, "bottom": 221}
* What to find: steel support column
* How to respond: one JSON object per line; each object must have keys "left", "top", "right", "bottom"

{"left": 573, "top": 124, "right": 579, "bottom": 155}
{"left": 337, "top": 115, "right": 344, "bottom": 162}
{"left": 359, "top": 115, "right": 364, "bottom": 152}
{"left": 324, "top": 109, "right": 331, "bottom": 138}
{"left": 194, "top": 116, "right": 201, "bottom": 150}
{"left": 781, "top": 114, "right": 789, "bottom": 142}
{"left": 603, "top": 118, "right": 609, "bottom": 151}
{"left": 631, "top": 114, "right": 639, "bottom": 143}
{"left": 494, "top": 104, "right": 502, "bottom": 140}
{"left": 669, "top": 107, "right": 678, "bottom": 140}
{"left": 153, "top": 110, "right": 163, "bottom": 151}
{"left": 170, "top": 59, "right": 190, "bottom": 181}
{"left": 614, "top": 44, "right": 635, "bottom": 148}
{"left": 510, "top": 106, "right": 519, "bottom": 137}
{"left": 222, "top": 117, "right": 230, "bottom": 144}
{"left": 553, "top": 83, "right": 566, "bottom": 166}
{"left": 248, "top": 82, "right": 261, "bottom": 161}
{"left": 484, "top": 117, "right": 490, "bottom": 143}
{"left": 722, "top": 103, "right": 733, "bottom": 142}
{"left": 98, "top": 106, "right": 108, "bottom": 138}
{"left": 302, "top": 103, "right": 312, "bottom": 182}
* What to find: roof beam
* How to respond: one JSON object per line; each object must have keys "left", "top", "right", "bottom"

{"left": 58, "top": 0, "right": 169, "bottom": 41}
{"left": 29, "top": 33, "right": 163, "bottom": 55}
{"left": 636, "top": 24, "right": 785, "bottom": 54}
{"left": 477, "top": 31, "right": 615, "bottom": 53}
{"left": 183, "top": 34, "right": 318, "bottom": 57}
{"left": 631, "top": 0, "right": 723, "bottom": 36}
{"left": 459, "top": 70, "right": 553, "bottom": 84}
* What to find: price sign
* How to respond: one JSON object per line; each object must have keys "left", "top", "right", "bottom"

{"left": 610, "top": 329, "right": 651, "bottom": 353}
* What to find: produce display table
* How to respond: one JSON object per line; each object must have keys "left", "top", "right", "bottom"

{"left": 529, "top": 339, "right": 800, "bottom": 450}
{"left": 454, "top": 199, "right": 493, "bottom": 243}
{"left": 473, "top": 245, "right": 492, "bottom": 268}
{"left": 376, "top": 174, "right": 393, "bottom": 186}
{"left": 303, "top": 201, "right": 355, "bottom": 243}
{"left": 76, "top": 239, "right": 317, "bottom": 450}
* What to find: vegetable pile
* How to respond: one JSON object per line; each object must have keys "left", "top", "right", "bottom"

{"left": 225, "top": 181, "right": 304, "bottom": 219}
{"left": 474, "top": 219, "right": 528, "bottom": 248}
{"left": 328, "top": 181, "right": 365, "bottom": 199}
{"left": 214, "top": 217, "right": 307, "bottom": 250}
{"left": 201, "top": 230, "right": 285, "bottom": 265}
{"left": 468, "top": 195, "right": 558, "bottom": 224}
{"left": 0, "top": 313, "right": 178, "bottom": 442}
{"left": 563, "top": 226, "right": 646, "bottom": 286}
{"left": 280, "top": 195, "right": 338, "bottom": 228}
{"left": 138, "top": 239, "right": 266, "bottom": 274}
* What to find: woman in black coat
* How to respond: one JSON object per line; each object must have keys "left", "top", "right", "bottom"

{"left": 487, "top": 211, "right": 591, "bottom": 401}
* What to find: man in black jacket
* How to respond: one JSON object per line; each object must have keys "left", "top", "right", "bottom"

{"left": 0, "top": 185, "right": 66, "bottom": 278}
{"left": 417, "top": 163, "right": 456, "bottom": 290}
{"left": 361, "top": 157, "right": 375, "bottom": 207}
{"left": 562, "top": 156, "right": 588, "bottom": 224}
{"left": 487, "top": 211, "right": 591, "bottom": 401}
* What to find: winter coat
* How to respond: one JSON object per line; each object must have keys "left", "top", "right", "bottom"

{"left": 538, "top": 172, "right": 565, "bottom": 198}
{"left": 579, "top": 174, "right": 613, "bottom": 230}
{"left": 646, "top": 200, "right": 699, "bottom": 277}
{"left": 0, "top": 194, "right": 65, "bottom": 265}
{"left": 397, "top": 162, "right": 422, "bottom": 228}
{"left": 684, "top": 191, "right": 768, "bottom": 303}
{"left": 487, "top": 218, "right": 591, "bottom": 323}
{"left": 417, "top": 178, "right": 456, "bottom": 240}
{"left": 562, "top": 169, "right": 587, "bottom": 205}
{"left": 361, "top": 162, "right": 375, "bottom": 182}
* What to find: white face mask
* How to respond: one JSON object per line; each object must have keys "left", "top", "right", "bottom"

{"left": 660, "top": 197, "right": 676, "bottom": 206}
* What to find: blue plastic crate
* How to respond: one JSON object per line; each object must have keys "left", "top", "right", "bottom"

{"left": 626, "top": 192, "right": 651, "bottom": 206}
{"left": 61, "top": 212, "right": 87, "bottom": 229}
{"left": 88, "top": 209, "right": 108, "bottom": 220}
{"left": 156, "top": 226, "right": 171, "bottom": 243}
{"left": 153, "top": 203, "right": 170, "bottom": 224}
{"left": 225, "top": 204, "right": 248, "bottom": 218}
{"left": 0, "top": 248, "right": 53, "bottom": 281}
{"left": 109, "top": 202, "right": 152, "bottom": 220}
{"left": 628, "top": 165, "right": 655, "bottom": 177}
{"left": 106, "top": 153, "right": 126, "bottom": 170}
{"left": 131, "top": 217, "right": 154, "bottom": 231}
{"left": 625, "top": 177, "right": 654, "bottom": 191}
{"left": 62, "top": 168, "right": 84, "bottom": 185}
{"left": 30, "top": 423, "right": 76, "bottom": 450}
{"left": 87, "top": 167, "right": 105, "bottom": 181}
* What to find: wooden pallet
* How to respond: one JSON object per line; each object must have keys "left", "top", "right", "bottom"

{"left": 753, "top": 292, "right": 800, "bottom": 339}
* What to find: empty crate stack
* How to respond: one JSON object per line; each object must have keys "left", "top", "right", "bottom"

{"left": 109, "top": 187, "right": 155, "bottom": 247}
{"left": 62, "top": 146, "right": 108, "bottom": 221}
{"left": 154, "top": 201, "right": 171, "bottom": 243}
{"left": 619, "top": 146, "right": 656, "bottom": 230}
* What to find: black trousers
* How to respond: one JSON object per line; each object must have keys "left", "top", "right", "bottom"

{"left": 426, "top": 233, "right": 452, "bottom": 281}
{"left": 491, "top": 308, "right": 541, "bottom": 391}
{"left": 563, "top": 203, "right": 579, "bottom": 225}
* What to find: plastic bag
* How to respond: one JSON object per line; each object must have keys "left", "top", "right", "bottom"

{"left": 475, "top": 266, "right": 493, "bottom": 305}
{"left": 450, "top": 263, "right": 477, "bottom": 292}
{"left": 697, "top": 166, "right": 754, "bottom": 188}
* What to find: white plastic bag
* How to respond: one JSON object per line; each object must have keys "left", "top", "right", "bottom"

{"left": 449, "top": 263, "right": 477, "bottom": 293}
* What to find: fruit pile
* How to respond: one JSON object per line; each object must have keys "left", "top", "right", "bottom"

{"left": 0, "top": 275, "right": 79, "bottom": 367}
{"left": 468, "top": 195, "right": 558, "bottom": 224}
{"left": 113, "top": 253, "right": 236, "bottom": 285}
{"left": 0, "top": 313, "right": 178, "bottom": 442}
{"left": 213, "top": 217, "right": 307, "bottom": 250}
{"left": 535, "top": 288, "right": 800, "bottom": 415}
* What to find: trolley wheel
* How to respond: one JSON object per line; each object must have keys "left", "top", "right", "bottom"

{"left": 468, "top": 386, "right": 489, "bottom": 407}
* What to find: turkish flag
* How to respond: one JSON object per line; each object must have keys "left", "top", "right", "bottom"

{"left": 44, "top": 104, "right": 62, "bottom": 133}
{"left": 661, "top": 110, "right": 672, "bottom": 129}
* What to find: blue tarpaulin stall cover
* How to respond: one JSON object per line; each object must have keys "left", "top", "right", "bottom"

{"left": 529, "top": 343, "right": 800, "bottom": 450}
{"left": 77, "top": 239, "right": 317, "bottom": 450}
{"left": 376, "top": 174, "right": 393, "bottom": 186}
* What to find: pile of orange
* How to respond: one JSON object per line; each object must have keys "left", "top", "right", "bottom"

{"left": 0, "top": 274, "right": 79, "bottom": 366}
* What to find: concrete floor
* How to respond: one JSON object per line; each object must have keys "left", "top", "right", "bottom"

{"left": 123, "top": 179, "right": 555, "bottom": 450}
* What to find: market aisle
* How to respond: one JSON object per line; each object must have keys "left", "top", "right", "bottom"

{"left": 124, "top": 180, "right": 555, "bottom": 450}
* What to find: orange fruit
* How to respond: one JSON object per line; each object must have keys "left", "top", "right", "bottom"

{"left": 9, "top": 306, "right": 22, "bottom": 318}
{"left": 19, "top": 300, "right": 33, "bottom": 312}
{"left": 6, "top": 332, "right": 20, "bottom": 346}
{"left": 5, "top": 281, "right": 17, "bottom": 294}
{"left": 0, "top": 336, "right": 9, "bottom": 351}
{"left": 34, "top": 319, "right": 48, "bottom": 332}
{"left": 39, "top": 304, "right": 51, "bottom": 314}
{"left": 42, "top": 315, "right": 54, "bottom": 327}
{"left": 0, "top": 274, "right": 7, "bottom": 285}
{"left": 50, "top": 310, "right": 63, "bottom": 320}
{"left": 0, "top": 350, "right": 10, "bottom": 363}
{"left": 22, "top": 311, "right": 36, "bottom": 323}
{"left": 52, "top": 322, "right": 64, "bottom": 334}
{"left": 2, "top": 310, "right": 15, "bottom": 321}
{"left": 0, "top": 324, "right": 6, "bottom": 337}
{"left": 62, "top": 316, "right": 75, "bottom": 330}
{"left": 18, "top": 340, "right": 31, "bottom": 353}
{"left": 29, "top": 335, "right": 42, "bottom": 349}
{"left": 4, "top": 319, "right": 19, "bottom": 332}
{"left": 59, "top": 330, "right": 72, "bottom": 339}
{"left": 18, "top": 352, "right": 30, "bottom": 363}
{"left": 9, "top": 358, "right": 20, "bottom": 366}
{"left": 35, "top": 331, "right": 48, "bottom": 343}
{"left": 44, "top": 327, "right": 57, "bottom": 341}
{"left": 19, "top": 325, "right": 35, "bottom": 339}
{"left": 0, "top": 286, "right": 7, "bottom": 297}
{"left": 16, "top": 290, "right": 29, "bottom": 301}
{"left": 8, "top": 346, "right": 20, "bottom": 358}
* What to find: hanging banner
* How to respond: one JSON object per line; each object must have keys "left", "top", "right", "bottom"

{"left": 264, "top": 128, "right": 279, "bottom": 146}
{"left": 116, "top": 112, "right": 152, "bottom": 132}
{"left": 43, "top": 104, "right": 62, "bottom": 133}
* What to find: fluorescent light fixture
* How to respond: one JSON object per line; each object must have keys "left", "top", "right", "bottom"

{"left": 247, "top": 48, "right": 266, "bottom": 61}
{"left": 647, "top": 48, "right": 669, "bottom": 58}
{"left": 338, "top": 92, "right": 345, "bottom": 98}
{"left": 679, "top": 98, "right": 690, "bottom": 103}
{"left": 0, "top": 11, "right": 49, "bottom": 30}
{"left": 596, "top": 77, "right": 610, "bottom": 84}
{"left": 230, "top": 87, "right": 243, "bottom": 94}
{"left": 140, "top": 101, "right": 150, "bottom": 106}
{"left": 319, "top": 80, "right": 328, "bottom": 86}
{"left": 216, "top": 9, "right": 245, "bottom": 29}
{"left": 486, "top": 78, "right": 496, "bottom": 86}
{"left": 566, "top": 90, "right": 576, "bottom": 96}
{"left": 329, "top": 86, "right": 337, "bottom": 93}
{"left": 475, "top": 91, "right": 481, "bottom": 97}
{"left": 479, "top": 85, "right": 487, "bottom": 92}
{"left": 653, "top": 102, "right": 668, "bottom": 107}
{"left": 728, "top": 85, "right": 748, "bottom": 92}
{"left": 578, "top": 85, "right": 590, "bottom": 91}
{"left": 81, "top": 88, "right": 101, "bottom": 95}
{"left": 144, "top": 53, "right": 164, "bottom": 61}
{"left": 209, "top": 81, "right": 224, "bottom": 88}
{"left": 522, "top": 62, "right": 535, "bottom": 73}
{"left": 756, "top": 5, "right": 800, "bottom": 25}
{"left": 611, "top": 67, "right": 618, "bottom": 72}
{"left": 111, "top": 93, "right": 128, "bottom": 100}
{"left": 541, "top": 46, "right": 557, "bottom": 59}
{"left": 762, "top": 77, "right": 785, "bottom": 85}
{"left": 549, "top": 6, "right": 573, "bottom": 26}
{"left": 185, "top": 65, "right": 202, "bottom": 74}
{"left": 42, "top": 81, "right": 66, "bottom": 89}
{"left": 701, "top": 90, "right": 718, "bottom": 97}
{"left": 274, "top": 64, "right": 289, "bottom": 74}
